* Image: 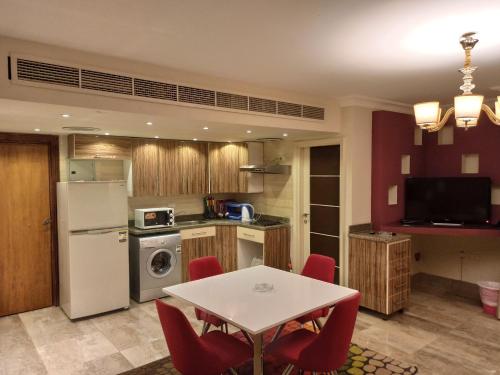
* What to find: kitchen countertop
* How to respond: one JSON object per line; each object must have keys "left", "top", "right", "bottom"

{"left": 128, "top": 215, "right": 290, "bottom": 236}
{"left": 349, "top": 230, "right": 411, "bottom": 243}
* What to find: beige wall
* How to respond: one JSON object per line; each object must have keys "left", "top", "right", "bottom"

{"left": 412, "top": 234, "right": 500, "bottom": 283}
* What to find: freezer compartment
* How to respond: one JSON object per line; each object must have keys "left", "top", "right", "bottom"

{"left": 61, "top": 181, "right": 128, "bottom": 231}
{"left": 63, "top": 227, "right": 129, "bottom": 319}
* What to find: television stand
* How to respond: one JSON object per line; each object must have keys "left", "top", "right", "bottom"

{"left": 431, "top": 222, "right": 464, "bottom": 227}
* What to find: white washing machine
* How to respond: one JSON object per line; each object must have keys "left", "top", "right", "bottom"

{"left": 129, "top": 232, "right": 182, "bottom": 302}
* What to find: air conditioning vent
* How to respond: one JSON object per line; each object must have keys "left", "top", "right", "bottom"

{"left": 302, "top": 105, "right": 325, "bottom": 120}
{"left": 17, "top": 59, "right": 79, "bottom": 88}
{"left": 178, "top": 86, "right": 215, "bottom": 106}
{"left": 216, "top": 92, "right": 248, "bottom": 111}
{"left": 249, "top": 97, "right": 277, "bottom": 114}
{"left": 277, "top": 101, "right": 302, "bottom": 117}
{"left": 81, "top": 69, "right": 133, "bottom": 95}
{"left": 134, "top": 78, "right": 177, "bottom": 101}
{"left": 11, "top": 55, "right": 325, "bottom": 121}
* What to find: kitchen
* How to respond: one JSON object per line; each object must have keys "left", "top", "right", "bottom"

{"left": 58, "top": 133, "right": 293, "bottom": 318}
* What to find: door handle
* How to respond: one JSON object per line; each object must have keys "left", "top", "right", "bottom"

{"left": 42, "top": 217, "right": 52, "bottom": 226}
{"left": 302, "top": 213, "right": 309, "bottom": 224}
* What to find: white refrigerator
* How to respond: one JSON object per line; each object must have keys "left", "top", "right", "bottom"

{"left": 57, "top": 181, "right": 129, "bottom": 319}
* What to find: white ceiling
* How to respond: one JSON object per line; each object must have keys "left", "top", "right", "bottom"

{"left": 0, "top": 99, "right": 332, "bottom": 141}
{"left": 1, "top": 0, "right": 500, "bottom": 104}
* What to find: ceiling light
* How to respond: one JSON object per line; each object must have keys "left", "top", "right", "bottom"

{"left": 414, "top": 32, "right": 500, "bottom": 132}
{"left": 34, "top": 128, "right": 41, "bottom": 132}
{"left": 228, "top": 141, "right": 232, "bottom": 143}
{"left": 193, "top": 138, "right": 198, "bottom": 141}
{"left": 203, "top": 126, "right": 209, "bottom": 130}
{"left": 283, "top": 133, "right": 288, "bottom": 137}
{"left": 104, "top": 132, "right": 110, "bottom": 135}
{"left": 146, "top": 121, "right": 153, "bottom": 126}
{"left": 154, "top": 136, "right": 159, "bottom": 139}
{"left": 246, "top": 130, "right": 252, "bottom": 134}
{"left": 61, "top": 114, "right": 70, "bottom": 118}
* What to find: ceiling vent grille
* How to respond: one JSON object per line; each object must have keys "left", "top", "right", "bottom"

{"left": 249, "top": 97, "right": 277, "bottom": 114}
{"left": 81, "top": 69, "right": 133, "bottom": 95}
{"left": 11, "top": 55, "right": 325, "bottom": 121}
{"left": 277, "top": 101, "right": 302, "bottom": 117}
{"left": 134, "top": 78, "right": 177, "bottom": 101}
{"left": 216, "top": 92, "right": 248, "bottom": 111}
{"left": 178, "top": 86, "right": 215, "bottom": 106}
{"left": 16, "top": 59, "right": 79, "bottom": 88}
{"left": 302, "top": 105, "right": 325, "bottom": 120}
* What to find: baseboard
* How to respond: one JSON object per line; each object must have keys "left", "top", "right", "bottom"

{"left": 411, "top": 272, "right": 481, "bottom": 302}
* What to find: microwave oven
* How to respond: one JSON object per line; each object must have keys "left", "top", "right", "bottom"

{"left": 134, "top": 208, "right": 174, "bottom": 229}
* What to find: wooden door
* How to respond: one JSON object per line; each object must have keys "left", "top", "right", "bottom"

{"left": 209, "top": 142, "right": 248, "bottom": 193}
{"left": 0, "top": 143, "right": 53, "bottom": 316}
{"left": 308, "top": 145, "right": 340, "bottom": 283}
{"left": 132, "top": 139, "right": 159, "bottom": 196}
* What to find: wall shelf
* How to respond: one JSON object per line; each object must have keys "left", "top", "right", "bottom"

{"left": 381, "top": 223, "right": 500, "bottom": 238}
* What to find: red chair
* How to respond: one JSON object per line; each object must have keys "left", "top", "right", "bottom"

{"left": 266, "top": 292, "right": 361, "bottom": 375}
{"left": 156, "top": 300, "right": 252, "bottom": 375}
{"left": 188, "top": 256, "right": 227, "bottom": 334}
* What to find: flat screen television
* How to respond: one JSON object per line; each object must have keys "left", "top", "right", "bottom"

{"left": 404, "top": 177, "right": 491, "bottom": 225}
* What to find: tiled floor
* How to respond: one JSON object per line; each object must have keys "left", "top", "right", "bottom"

{"left": 1, "top": 290, "right": 499, "bottom": 375}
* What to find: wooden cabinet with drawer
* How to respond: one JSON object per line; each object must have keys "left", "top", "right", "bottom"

{"left": 68, "top": 134, "right": 132, "bottom": 160}
{"left": 348, "top": 235, "right": 411, "bottom": 316}
{"left": 180, "top": 227, "right": 216, "bottom": 282}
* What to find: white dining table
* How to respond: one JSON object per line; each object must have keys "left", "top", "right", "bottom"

{"left": 163, "top": 265, "right": 358, "bottom": 375}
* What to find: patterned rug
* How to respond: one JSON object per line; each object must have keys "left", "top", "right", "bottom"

{"left": 121, "top": 322, "right": 418, "bottom": 375}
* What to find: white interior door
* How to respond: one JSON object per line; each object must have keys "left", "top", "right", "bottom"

{"left": 301, "top": 148, "right": 311, "bottom": 269}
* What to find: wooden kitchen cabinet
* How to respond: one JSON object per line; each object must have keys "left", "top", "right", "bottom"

{"left": 215, "top": 226, "right": 237, "bottom": 273}
{"left": 180, "top": 227, "right": 217, "bottom": 282}
{"left": 158, "top": 140, "right": 181, "bottom": 196}
{"left": 348, "top": 235, "right": 411, "bottom": 316}
{"left": 209, "top": 142, "right": 249, "bottom": 193}
{"left": 179, "top": 141, "right": 208, "bottom": 194}
{"left": 131, "top": 139, "right": 159, "bottom": 197}
{"left": 264, "top": 227, "right": 290, "bottom": 271}
{"left": 68, "top": 134, "right": 132, "bottom": 159}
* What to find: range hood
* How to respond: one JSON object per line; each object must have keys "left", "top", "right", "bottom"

{"left": 239, "top": 164, "right": 291, "bottom": 174}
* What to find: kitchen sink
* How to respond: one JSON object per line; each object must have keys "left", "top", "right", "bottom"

{"left": 175, "top": 220, "right": 208, "bottom": 226}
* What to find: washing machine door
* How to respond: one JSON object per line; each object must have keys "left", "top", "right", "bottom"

{"left": 147, "top": 249, "right": 177, "bottom": 279}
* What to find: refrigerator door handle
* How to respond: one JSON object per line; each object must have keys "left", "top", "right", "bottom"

{"left": 71, "top": 227, "right": 128, "bottom": 235}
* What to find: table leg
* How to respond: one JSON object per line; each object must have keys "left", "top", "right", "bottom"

{"left": 252, "top": 333, "right": 263, "bottom": 375}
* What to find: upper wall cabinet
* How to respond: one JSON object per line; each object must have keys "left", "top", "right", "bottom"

{"left": 68, "top": 134, "right": 132, "bottom": 160}
{"left": 131, "top": 139, "right": 159, "bottom": 197}
{"left": 209, "top": 142, "right": 249, "bottom": 193}
{"left": 158, "top": 140, "right": 208, "bottom": 196}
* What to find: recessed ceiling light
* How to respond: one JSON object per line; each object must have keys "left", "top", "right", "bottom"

{"left": 246, "top": 130, "right": 252, "bottom": 134}
{"left": 61, "top": 114, "right": 70, "bottom": 118}
{"left": 283, "top": 133, "right": 288, "bottom": 137}
{"left": 228, "top": 140, "right": 232, "bottom": 143}
{"left": 193, "top": 138, "right": 198, "bottom": 141}
{"left": 104, "top": 132, "right": 110, "bottom": 135}
{"left": 146, "top": 121, "right": 153, "bottom": 126}
{"left": 203, "top": 126, "right": 209, "bottom": 130}
{"left": 34, "top": 128, "right": 41, "bottom": 132}
{"left": 154, "top": 135, "right": 160, "bottom": 139}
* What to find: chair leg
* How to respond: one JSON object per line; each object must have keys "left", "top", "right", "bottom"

{"left": 202, "top": 322, "right": 211, "bottom": 335}
{"left": 281, "top": 364, "right": 294, "bottom": 375}
{"left": 271, "top": 323, "right": 285, "bottom": 342}
{"left": 241, "top": 330, "right": 254, "bottom": 345}
{"left": 313, "top": 318, "right": 323, "bottom": 330}
{"left": 229, "top": 368, "right": 238, "bottom": 375}
{"left": 311, "top": 320, "right": 318, "bottom": 332}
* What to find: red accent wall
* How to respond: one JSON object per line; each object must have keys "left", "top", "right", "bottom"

{"left": 372, "top": 111, "right": 500, "bottom": 229}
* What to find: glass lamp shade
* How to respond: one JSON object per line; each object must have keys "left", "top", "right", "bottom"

{"left": 414, "top": 102, "right": 441, "bottom": 128}
{"left": 454, "top": 95, "right": 484, "bottom": 125}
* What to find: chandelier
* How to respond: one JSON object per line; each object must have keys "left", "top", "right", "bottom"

{"left": 414, "top": 32, "right": 500, "bottom": 132}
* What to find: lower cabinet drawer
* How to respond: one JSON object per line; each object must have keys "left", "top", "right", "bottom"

{"left": 180, "top": 226, "right": 216, "bottom": 240}
{"left": 237, "top": 226, "right": 265, "bottom": 244}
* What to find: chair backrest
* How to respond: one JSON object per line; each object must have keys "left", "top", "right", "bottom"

{"left": 155, "top": 300, "right": 224, "bottom": 375}
{"left": 298, "top": 292, "right": 361, "bottom": 372}
{"left": 301, "top": 254, "right": 336, "bottom": 283}
{"left": 189, "top": 256, "right": 224, "bottom": 281}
